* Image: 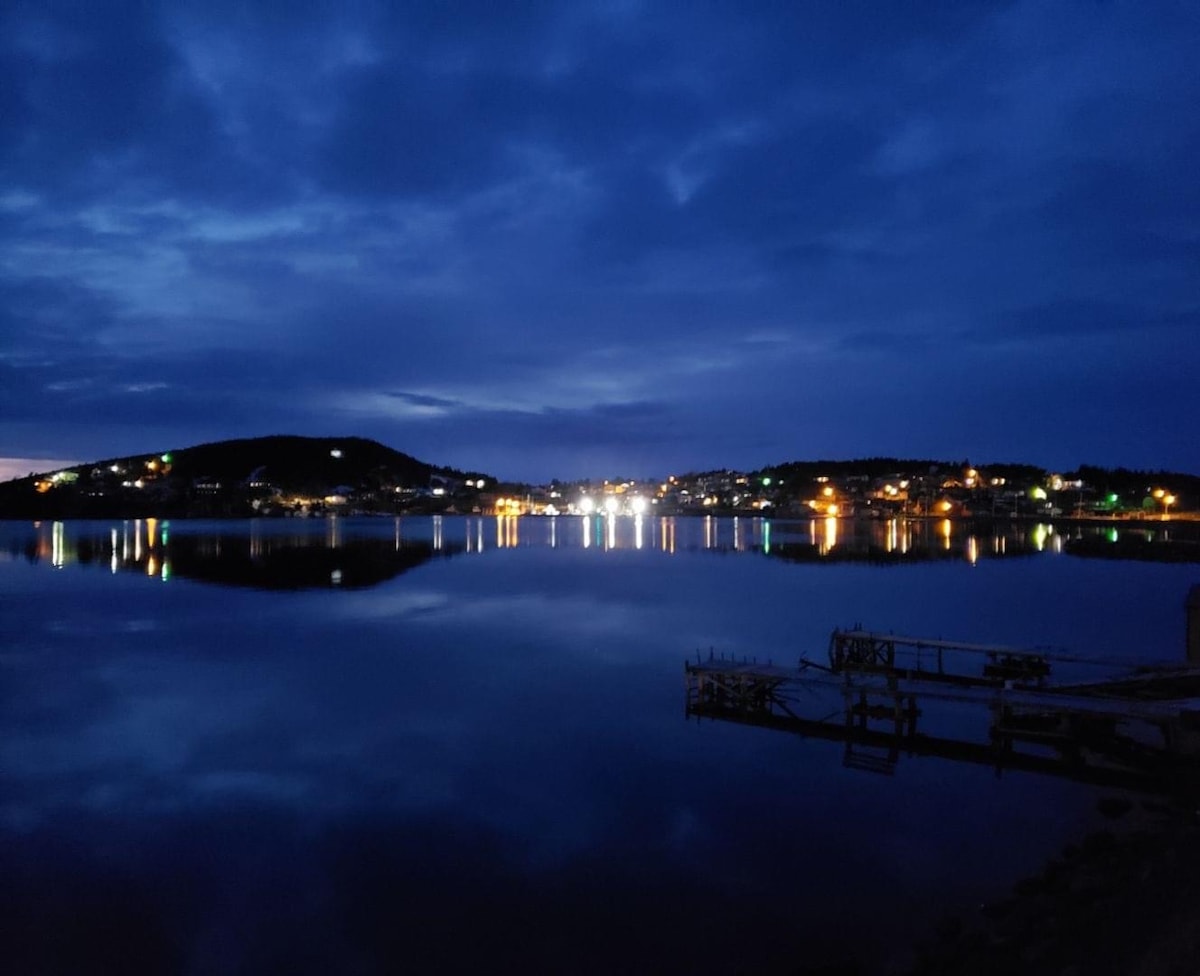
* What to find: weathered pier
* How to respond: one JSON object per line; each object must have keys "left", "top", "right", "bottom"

{"left": 686, "top": 628, "right": 1200, "bottom": 793}
{"left": 827, "top": 629, "right": 1057, "bottom": 686}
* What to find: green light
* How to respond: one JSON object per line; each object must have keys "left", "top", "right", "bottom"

{"left": 762, "top": 477, "right": 772, "bottom": 487}
{"left": 1107, "top": 493, "right": 1119, "bottom": 504}
{"left": 1030, "top": 486, "right": 1047, "bottom": 501}
{"left": 161, "top": 453, "right": 172, "bottom": 463}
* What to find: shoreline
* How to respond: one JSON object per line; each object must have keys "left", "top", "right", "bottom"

{"left": 901, "top": 798, "right": 1200, "bottom": 976}
{"left": 2, "top": 510, "right": 1198, "bottom": 524}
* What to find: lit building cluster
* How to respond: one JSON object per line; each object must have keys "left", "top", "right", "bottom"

{"left": 15, "top": 443, "right": 496, "bottom": 519}
{"left": 578, "top": 464, "right": 1192, "bottom": 523}
{"left": 9, "top": 444, "right": 1193, "bottom": 524}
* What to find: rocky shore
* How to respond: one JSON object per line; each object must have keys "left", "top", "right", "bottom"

{"left": 903, "top": 797, "right": 1200, "bottom": 976}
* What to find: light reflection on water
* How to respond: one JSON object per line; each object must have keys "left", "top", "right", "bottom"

{"left": 11, "top": 513, "right": 1195, "bottom": 576}
{"left": 0, "top": 516, "right": 1198, "bottom": 974}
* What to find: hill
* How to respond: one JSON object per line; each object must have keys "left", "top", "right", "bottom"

{"left": 0, "top": 435, "right": 492, "bottom": 519}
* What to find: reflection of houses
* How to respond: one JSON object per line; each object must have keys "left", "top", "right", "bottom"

{"left": 12, "top": 521, "right": 458, "bottom": 589}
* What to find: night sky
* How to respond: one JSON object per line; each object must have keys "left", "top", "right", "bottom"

{"left": 2, "top": 2, "right": 1198, "bottom": 482}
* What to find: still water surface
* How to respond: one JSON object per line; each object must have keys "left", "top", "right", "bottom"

{"left": 1, "top": 516, "right": 1196, "bottom": 974}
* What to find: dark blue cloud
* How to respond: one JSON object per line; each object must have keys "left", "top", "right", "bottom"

{"left": 1, "top": 1, "right": 1198, "bottom": 478}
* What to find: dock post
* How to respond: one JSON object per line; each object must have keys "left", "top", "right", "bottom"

{"left": 1188, "top": 585, "right": 1200, "bottom": 665}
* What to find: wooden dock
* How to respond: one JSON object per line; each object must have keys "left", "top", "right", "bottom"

{"left": 828, "top": 628, "right": 1056, "bottom": 685}
{"left": 686, "top": 631, "right": 1200, "bottom": 794}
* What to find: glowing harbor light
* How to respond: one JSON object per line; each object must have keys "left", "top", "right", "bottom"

{"left": 578, "top": 496, "right": 595, "bottom": 515}
{"left": 604, "top": 496, "right": 620, "bottom": 515}
{"left": 823, "top": 515, "right": 838, "bottom": 553}
{"left": 630, "top": 496, "right": 648, "bottom": 515}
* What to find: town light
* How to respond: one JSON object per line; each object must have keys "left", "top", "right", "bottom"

{"left": 604, "top": 497, "right": 619, "bottom": 515}
{"left": 578, "top": 496, "right": 595, "bottom": 515}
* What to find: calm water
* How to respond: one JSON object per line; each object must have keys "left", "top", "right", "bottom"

{"left": 1, "top": 516, "right": 1197, "bottom": 974}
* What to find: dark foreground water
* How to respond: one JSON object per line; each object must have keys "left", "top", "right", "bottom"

{"left": 1, "top": 516, "right": 1197, "bottom": 975}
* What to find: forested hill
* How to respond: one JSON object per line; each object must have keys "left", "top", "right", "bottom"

{"left": 0, "top": 435, "right": 490, "bottom": 518}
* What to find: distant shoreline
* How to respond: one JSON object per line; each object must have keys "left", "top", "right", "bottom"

{"left": 3, "top": 510, "right": 1200, "bottom": 524}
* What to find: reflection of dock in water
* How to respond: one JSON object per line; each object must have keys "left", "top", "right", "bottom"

{"left": 685, "top": 629, "right": 1200, "bottom": 794}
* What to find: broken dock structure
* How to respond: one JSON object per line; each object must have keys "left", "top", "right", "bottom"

{"left": 686, "top": 628, "right": 1200, "bottom": 793}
